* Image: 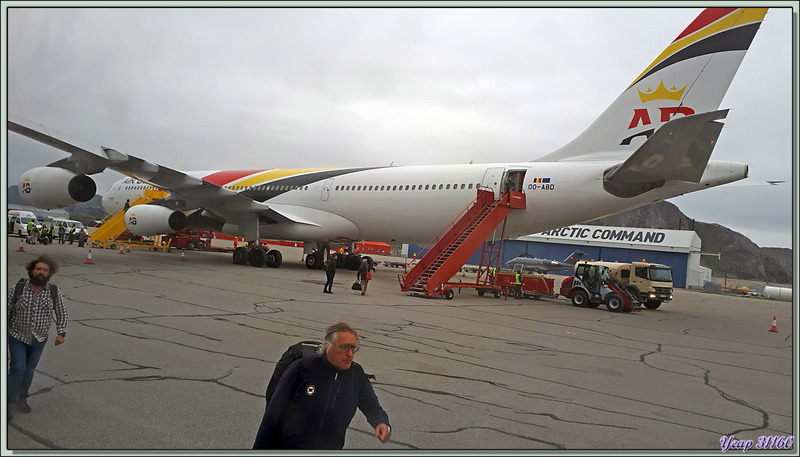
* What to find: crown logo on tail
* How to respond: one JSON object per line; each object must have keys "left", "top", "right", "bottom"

{"left": 638, "top": 80, "right": 686, "bottom": 103}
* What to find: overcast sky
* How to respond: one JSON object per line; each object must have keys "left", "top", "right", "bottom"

{"left": 4, "top": 5, "right": 796, "bottom": 249}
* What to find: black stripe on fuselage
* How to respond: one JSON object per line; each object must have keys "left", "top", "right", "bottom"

{"left": 239, "top": 166, "right": 383, "bottom": 202}
{"left": 630, "top": 22, "right": 761, "bottom": 88}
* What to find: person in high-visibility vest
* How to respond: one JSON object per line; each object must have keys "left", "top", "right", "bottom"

{"left": 513, "top": 271, "right": 523, "bottom": 299}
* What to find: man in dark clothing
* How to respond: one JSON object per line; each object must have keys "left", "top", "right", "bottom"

{"left": 253, "top": 322, "right": 391, "bottom": 449}
{"left": 323, "top": 254, "right": 337, "bottom": 294}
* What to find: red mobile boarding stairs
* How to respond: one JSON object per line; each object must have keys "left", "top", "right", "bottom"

{"left": 398, "top": 186, "right": 526, "bottom": 297}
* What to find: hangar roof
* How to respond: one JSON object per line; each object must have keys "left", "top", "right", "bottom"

{"left": 517, "top": 224, "right": 701, "bottom": 253}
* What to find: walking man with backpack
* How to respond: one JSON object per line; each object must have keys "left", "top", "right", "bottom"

{"left": 253, "top": 322, "right": 391, "bottom": 449}
{"left": 322, "top": 253, "right": 337, "bottom": 294}
{"left": 7, "top": 255, "right": 68, "bottom": 419}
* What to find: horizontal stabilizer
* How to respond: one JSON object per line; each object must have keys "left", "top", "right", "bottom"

{"left": 603, "top": 110, "right": 728, "bottom": 198}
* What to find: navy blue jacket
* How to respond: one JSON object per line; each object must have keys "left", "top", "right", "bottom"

{"left": 253, "top": 353, "right": 389, "bottom": 449}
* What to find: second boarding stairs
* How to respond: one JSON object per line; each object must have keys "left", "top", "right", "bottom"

{"left": 89, "top": 189, "right": 169, "bottom": 248}
{"left": 398, "top": 186, "right": 525, "bottom": 296}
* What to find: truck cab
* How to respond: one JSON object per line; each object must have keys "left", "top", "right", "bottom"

{"left": 591, "top": 261, "right": 673, "bottom": 309}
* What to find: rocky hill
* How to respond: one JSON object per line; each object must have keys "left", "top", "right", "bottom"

{"left": 8, "top": 185, "right": 106, "bottom": 221}
{"left": 585, "top": 201, "right": 792, "bottom": 284}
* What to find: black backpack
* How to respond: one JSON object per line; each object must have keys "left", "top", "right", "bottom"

{"left": 264, "top": 341, "right": 323, "bottom": 405}
{"left": 11, "top": 278, "right": 59, "bottom": 306}
{"left": 264, "top": 340, "right": 377, "bottom": 406}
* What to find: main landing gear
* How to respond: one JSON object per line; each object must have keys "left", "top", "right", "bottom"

{"left": 304, "top": 246, "right": 371, "bottom": 270}
{"left": 232, "top": 244, "right": 283, "bottom": 268}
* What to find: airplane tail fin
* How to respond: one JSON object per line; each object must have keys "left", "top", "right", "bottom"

{"left": 564, "top": 250, "right": 585, "bottom": 265}
{"left": 537, "top": 8, "right": 768, "bottom": 162}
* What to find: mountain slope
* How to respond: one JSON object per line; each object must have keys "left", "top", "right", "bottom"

{"left": 585, "top": 201, "right": 792, "bottom": 284}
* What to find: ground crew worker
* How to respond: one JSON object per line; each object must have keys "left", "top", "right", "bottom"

{"left": 514, "top": 271, "right": 523, "bottom": 299}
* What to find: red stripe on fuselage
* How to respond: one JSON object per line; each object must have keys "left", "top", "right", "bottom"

{"left": 674, "top": 8, "right": 738, "bottom": 42}
{"left": 201, "top": 170, "right": 269, "bottom": 186}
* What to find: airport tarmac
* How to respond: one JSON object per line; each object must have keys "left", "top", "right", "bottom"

{"left": 3, "top": 237, "right": 796, "bottom": 452}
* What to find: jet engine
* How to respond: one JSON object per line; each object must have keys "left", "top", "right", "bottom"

{"left": 17, "top": 167, "right": 97, "bottom": 209}
{"left": 124, "top": 204, "right": 187, "bottom": 235}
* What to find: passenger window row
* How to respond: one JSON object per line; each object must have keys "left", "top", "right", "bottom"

{"left": 125, "top": 185, "right": 157, "bottom": 190}
{"left": 224, "top": 182, "right": 479, "bottom": 192}
{"left": 226, "top": 184, "right": 308, "bottom": 191}
{"left": 334, "top": 183, "right": 477, "bottom": 192}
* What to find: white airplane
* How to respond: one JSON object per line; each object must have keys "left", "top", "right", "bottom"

{"left": 10, "top": 8, "right": 768, "bottom": 271}
{"left": 504, "top": 250, "right": 585, "bottom": 274}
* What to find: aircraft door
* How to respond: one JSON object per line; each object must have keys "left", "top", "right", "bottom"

{"left": 505, "top": 169, "right": 527, "bottom": 193}
{"left": 321, "top": 178, "right": 334, "bottom": 201}
{"left": 481, "top": 167, "right": 504, "bottom": 199}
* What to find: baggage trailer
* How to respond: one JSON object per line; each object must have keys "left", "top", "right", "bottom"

{"left": 435, "top": 279, "right": 504, "bottom": 300}
{"left": 435, "top": 270, "right": 555, "bottom": 301}
{"left": 494, "top": 270, "right": 556, "bottom": 299}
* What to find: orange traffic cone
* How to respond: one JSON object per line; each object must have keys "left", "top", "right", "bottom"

{"left": 85, "top": 249, "right": 94, "bottom": 265}
{"left": 17, "top": 238, "right": 25, "bottom": 252}
{"left": 126, "top": 244, "right": 131, "bottom": 253}
{"left": 770, "top": 316, "right": 779, "bottom": 333}
{"left": 180, "top": 250, "right": 186, "bottom": 261}
{"left": 118, "top": 245, "right": 125, "bottom": 254}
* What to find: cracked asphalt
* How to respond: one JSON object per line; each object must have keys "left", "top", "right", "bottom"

{"left": 4, "top": 238, "right": 794, "bottom": 451}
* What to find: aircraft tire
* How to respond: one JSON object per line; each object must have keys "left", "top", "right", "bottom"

{"left": 248, "top": 246, "right": 267, "bottom": 267}
{"left": 266, "top": 249, "right": 283, "bottom": 268}
{"left": 571, "top": 289, "right": 589, "bottom": 307}
{"left": 233, "top": 247, "right": 249, "bottom": 265}
{"left": 305, "top": 251, "right": 322, "bottom": 269}
{"left": 605, "top": 293, "right": 624, "bottom": 312}
{"left": 644, "top": 300, "right": 662, "bottom": 310}
{"left": 347, "top": 255, "right": 361, "bottom": 270}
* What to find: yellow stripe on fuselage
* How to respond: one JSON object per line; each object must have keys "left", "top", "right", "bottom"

{"left": 629, "top": 8, "right": 767, "bottom": 87}
{"left": 234, "top": 168, "right": 338, "bottom": 187}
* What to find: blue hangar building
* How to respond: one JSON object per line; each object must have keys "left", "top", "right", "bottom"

{"left": 408, "top": 224, "right": 710, "bottom": 289}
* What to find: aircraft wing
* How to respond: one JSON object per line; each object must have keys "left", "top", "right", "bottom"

{"left": 8, "top": 115, "right": 266, "bottom": 215}
{"left": 602, "top": 110, "right": 729, "bottom": 198}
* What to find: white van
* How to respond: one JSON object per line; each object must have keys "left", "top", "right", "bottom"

{"left": 7, "top": 210, "right": 39, "bottom": 237}
{"left": 49, "top": 217, "right": 86, "bottom": 233}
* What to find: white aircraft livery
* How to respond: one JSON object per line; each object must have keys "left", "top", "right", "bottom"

{"left": 9, "top": 8, "right": 768, "bottom": 270}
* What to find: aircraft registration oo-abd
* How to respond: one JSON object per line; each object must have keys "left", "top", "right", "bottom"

{"left": 10, "top": 8, "right": 767, "bottom": 270}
